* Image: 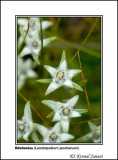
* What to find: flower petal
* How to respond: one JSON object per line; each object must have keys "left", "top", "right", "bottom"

{"left": 88, "top": 122, "right": 97, "bottom": 132}
{"left": 69, "top": 110, "right": 81, "bottom": 118}
{"left": 43, "top": 37, "right": 56, "bottom": 47}
{"left": 27, "top": 70, "right": 37, "bottom": 78}
{"left": 68, "top": 69, "right": 81, "bottom": 79}
{"left": 41, "top": 100, "right": 58, "bottom": 111}
{"left": 64, "top": 80, "right": 73, "bottom": 88}
{"left": 60, "top": 133, "right": 74, "bottom": 142}
{"left": 75, "top": 132, "right": 93, "bottom": 142}
{"left": 42, "top": 21, "right": 53, "bottom": 30}
{"left": 44, "top": 65, "right": 56, "bottom": 77}
{"left": 61, "top": 119, "right": 69, "bottom": 133}
{"left": 45, "top": 82, "right": 60, "bottom": 95}
{"left": 37, "top": 124, "right": 49, "bottom": 139}
{"left": 67, "top": 95, "right": 79, "bottom": 109}
{"left": 18, "top": 78, "right": 25, "bottom": 91}
{"left": 18, "top": 18, "right": 28, "bottom": 30}
{"left": 52, "top": 111, "right": 61, "bottom": 121}
{"left": 52, "top": 122, "right": 61, "bottom": 133}
{"left": 23, "top": 132, "right": 30, "bottom": 141}
{"left": 20, "top": 47, "right": 31, "bottom": 57}
{"left": 58, "top": 50, "right": 67, "bottom": 70}
{"left": 18, "top": 130, "right": 23, "bottom": 140}
{"left": 43, "top": 138, "right": 50, "bottom": 143}
{"left": 23, "top": 101, "right": 32, "bottom": 123}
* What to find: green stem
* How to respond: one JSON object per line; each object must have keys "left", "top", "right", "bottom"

{"left": 40, "top": 17, "right": 43, "bottom": 55}
{"left": 69, "top": 18, "right": 99, "bottom": 65}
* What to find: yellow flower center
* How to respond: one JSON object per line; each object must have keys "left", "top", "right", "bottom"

{"left": 32, "top": 40, "right": 38, "bottom": 48}
{"left": 56, "top": 71, "right": 64, "bottom": 79}
{"left": 19, "top": 124, "right": 25, "bottom": 131}
{"left": 62, "top": 107, "right": 70, "bottom": 116}
{"left": 49, "top": 133, "right": 58, "bottom": 141}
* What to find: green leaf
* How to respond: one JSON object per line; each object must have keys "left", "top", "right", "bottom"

{"left": 33, "top": 54, "right": 40, "bottom": 65}
{"left": 36, "top": 79, "right": 52, "bottom": 83}
{"left": 78, "top": 79, "right": 87, "bottom": 87}
{"left": 72, "top": 82, "right": 84, "bottom": 91}
{"left": 82, "top": 48, "right": 100, "bottom": 59}
{"left": 75, "top": 133, "right": 93, "bottom": 142}
{"left": 47, "top": 111, "right": 55, "bottom": 118}
{"left": 75, "top": 109, "right": 88, "bottom": 114}
{"left": 31, "top": 131, "right": 40, "bottom": 143}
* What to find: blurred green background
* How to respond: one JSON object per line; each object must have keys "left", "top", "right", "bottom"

{"left": 17, "top": 17, "right": 101, "bottom": 143}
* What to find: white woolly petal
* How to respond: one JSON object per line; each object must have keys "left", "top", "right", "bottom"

{"left": 60, "top": 133, "right": 74, "bottom": 142}
{"left": 43, "top": 138, "right": 50, "bottom": 143}
{"left": 42, "top": 21, "right": 53, "bottom": 30}
{"left": 42, "top": 100, "right": 58, "bottom": 111}
{"left": 69, "top": 110, "right": 81, "bottom": 118}
{"left": 18, "top": 78, "right": 25, "bottom": 91}
{"left": 67, "top": 95, "right": 79, "bottom": 109}
{"left": 64, "top": 80, "right": 73, "bottom": 88}
{"left": 23, "top": 132, "right": 30, "bottom": 141}
{"left": 44, "top": 65, "right": 56, "bottom": 77}
{"left": 61, "top": 119, "right": 69, "bottom": 133}
{"left": 18, "top": 130, "right": 23, "bottom": 140}
{"left": 37, "top": 124, "right": 49, "bottom": 139}
{"left": 23, "top": 101, "right": 32, "bottom": 123}
{"left": 58, "top": 60, "right": 67, "bottom": 70}
{"left": 27, "top": 70, "right": 37, "bottom": 78}
{"left": 88, "top": 122, "right": 97, "bottom": 132}
{"left": 45, "top": 82, "right": 60, "bottom": 95}
{"left": 43, "top": 37, "right": 56, "bottom": 47}
{"left": 52, "top": 122, "right": 61, "bottom": 133}
{"left": 68, "top": 69, "right": 81, "bottom": 79}
{"left": 18, "top": 18, "right": 28, "bottom": 30}
{"left": 20, "top": 47, "right": 32, "bottom": 57}
{"left": 52, "top": 111, "right": 61, "bottom": 121}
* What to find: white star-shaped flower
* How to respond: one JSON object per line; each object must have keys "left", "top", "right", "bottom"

{"left": 37, "top": 122, "right": 74, "bottom": 143}
{"left": 75, "top": 122, "right": 101, "bottom": 143}
{"left": 37, "top": 50, "right": 83, "bottom": 95}
{"left": 18, "top": 101, "right": 40, "bottom": 142}
{"left": 17, "top": 101, "right": 34, "bottom": 141}
{"left": 42, "top": 95, "right": 82, "bottom": 133}
{"left": 18, "top": 57, "right": 37, "bottom": 90}
{"left": 18, "top": 17, "right": 53, "bottom": 35}
{"left": 19, "top": 32, "right": 56, "bottom": 64}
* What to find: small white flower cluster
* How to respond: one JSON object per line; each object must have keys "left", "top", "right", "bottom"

{"left": 17, "top": 19, "right": 100, "bottom": 142}
{"left": 18, "top": 17, "right": 56, "bottom": 64}
{"left": 18, "top": 50, "right": 91, "bottom": 143}
{"left": 17, "top": 101, "right": 74, "bottom": 143}
{"left": 17, "top": 17, "right": 56, "bottom": 90}
{"left": 18, "top": 57, "right": 37, "bottom": 90}
{"left": 75, "top": 122, "right": 101, "bottom": 143}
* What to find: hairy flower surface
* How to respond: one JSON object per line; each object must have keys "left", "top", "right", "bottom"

{"left": 37, "top": 122, "right": 74, "bottom": 143}
{"left": 17, "top": 101, "right": 34, "bottom": 141}
{"left": 18, "top": 17, "right": 56, "bottom": 64}
{"left": 38, "top": 50, "right": 83, "bottom": 95}
{"left": 20, "top": 33, "right": 56, "bottom": 63}
{"left": 42, "top": 95, "right": 82, "bottom": 133}
{"left": 75, "top": 122, "right": 101, "bottom": 143}
{"left": 18, "top": 57, "right": 37, "bottom": 90}
{"left": 18, "top": 17, "right": 53, "bottom": 34}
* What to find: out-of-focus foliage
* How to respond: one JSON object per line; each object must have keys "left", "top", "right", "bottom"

{"left": 17, "top": 17, "right": 101, "bottom": 143}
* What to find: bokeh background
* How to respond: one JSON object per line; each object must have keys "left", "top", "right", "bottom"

{"left": 17, "top": 17, "right": 101, "bottom": 143}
